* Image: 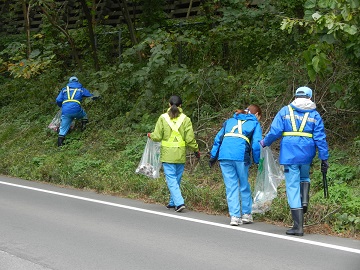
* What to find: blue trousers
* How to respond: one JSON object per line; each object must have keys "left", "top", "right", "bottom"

{"left": 220, "top": 160, "right": 252, "bottom": 217}
{"left": 284, "top": 164, "right": 311, "bottom": 208}
{"left": 163, "top": 163, "right": 185, "bottom": 207}
{"left": 59, "top": 109, "right": 87, "bottom": 136}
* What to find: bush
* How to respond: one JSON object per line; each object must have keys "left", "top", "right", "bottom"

{"left": 0, "top": 6, "right": 359, "bottom": 238}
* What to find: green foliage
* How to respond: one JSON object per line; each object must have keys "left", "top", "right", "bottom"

{"left": 269, "top": 0, "right": 307, "bottom": 18}
{"left": 308, "top": 182, "right": 360, "bottom": 234}
{"left": 281, "top": 0, "right": 360, "bottom": 80}
{"left": 333, "top": 213, "right": 360, "bottom": 234}
{"left": 303, "top": 43, "right": 333, "bottom": 81}
{"left": 0, "top": 33, "right": 59, "bottom": 79}
{"left": 140, "top": 0, "right": 168, "bottom": 28}
{"left": 214, "top": 2, "right": 299, "bottom": 70}
{"left": 0, "top": 0, "right": 359, "bottom": 238}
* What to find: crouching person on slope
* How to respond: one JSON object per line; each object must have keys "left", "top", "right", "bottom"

{"left": 55, "top": 76, "right": 94, "bottom": 147}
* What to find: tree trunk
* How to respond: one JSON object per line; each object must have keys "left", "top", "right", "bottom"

{"left": 186, "top": 0, "right": 193, "bottom": 19}
{"left": 22, "top": 0, "right": 31, "bottom": 58}
{"left": 118, "top": 0, "right": 137, "bottom": 46}
{"left": 117, "top": 0, "right": 142, "bottom": 61}
{"left": 79, "top": 0, "right": 100, "bottom": 71}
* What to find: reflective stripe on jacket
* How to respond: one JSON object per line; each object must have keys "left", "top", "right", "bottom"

{"left": 210, "top": 113, "right": 262, "bottom": 164}
{"left": 150, "top": 108, "right": 199, "bottom": 164}
{"left": 224, "top": 120, "right": 250, "bottom": 144}
{"left": 264, "top": 102, "right": 329, "bottom": 165}
{"left": 56, "top": 81, "right": 93, "bottom": 115}
{"left": 282, "top": 105, "right": 312, "bottom": 138}
{"left": 62, "top": 86, "right": 81, "bottom": 105}
{"left": 161, "top": 113, "right": 186, "bottom": 147}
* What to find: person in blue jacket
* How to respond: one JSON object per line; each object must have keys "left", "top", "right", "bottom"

{"left": 56, "top": 76, "right": 93, "bottom": 146}
{"left": 209, "top": 105, "right": 262, "bottom": 226}
{"left": 260, "top": 86, "right": 329, "bottom": 236}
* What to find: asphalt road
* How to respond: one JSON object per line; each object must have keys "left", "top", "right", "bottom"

{"left": 0, "top": 176, "right": 359, "bottom": 270}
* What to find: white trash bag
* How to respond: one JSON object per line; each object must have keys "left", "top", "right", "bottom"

{"left": 252, "top": 147, "right": 284, "bottom": 214}
{"left": 48, "top": 109, "right": 76, "bottom": 132}
{"left": 135, "top": 138, "right": 161, "bottom": 179}
{"left": 48, "top": 109, "right": 62, "bottom": 132}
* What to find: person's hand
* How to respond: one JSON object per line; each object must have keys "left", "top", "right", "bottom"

{"left": 194, "top": 151, "right": 200, "bottom": 159}
{"left": 321, "top": 160, "right": 329, "bottom": 173}
{"left": 147, "top": 133, "right": 151, "bottom": 138}
{"left": 259, "top": 139, "right": 266, "bottom": 148}
{"left": 209, "top": 158, "right": 217, "bottom": 168}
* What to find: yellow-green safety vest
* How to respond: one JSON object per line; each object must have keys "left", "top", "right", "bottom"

{"left": 224, "top": 120, "right": 250, "bottom": 144}
{"left": 161, "top": 113, "right": 186, "bottom": 147}
{"left": 62, "top": 86, "right": 81, "bottom": 105}
{"left": 283, "top": 105, "right": 313, "bottom": 138}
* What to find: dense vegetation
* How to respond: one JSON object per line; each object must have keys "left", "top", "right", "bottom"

{"left": 0, "top": 0, "right": 359, "bottom": 238}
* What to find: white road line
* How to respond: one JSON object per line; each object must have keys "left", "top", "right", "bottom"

{"left": 1, "top": 180, "right": 359, "bottom": 255}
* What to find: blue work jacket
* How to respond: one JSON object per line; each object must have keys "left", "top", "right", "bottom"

{"left": 263, "top": 99, "right": 329, "bottom": 165}
{"left": 56, "top": 82, "right": 93, "bottom": 115}
{"left": 210, "top": 113, "right": 262, "bottom": 164}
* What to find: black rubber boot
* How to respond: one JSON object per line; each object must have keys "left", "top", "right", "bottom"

{"left": 286, "top": 208, "right": 304, "bottom": 236}
{"left": 81, "top": 119, "right": 88, "bottom": 131}
{"left": 57, "top": 136, "right": 65, "bottom": 147}
{"left": 300, "top": 182, "right": 310, "bottom": 214}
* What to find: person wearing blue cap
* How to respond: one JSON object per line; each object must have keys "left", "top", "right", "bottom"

{"left": 260, "top": 86, "right": 329, "bottom": 236}
{"left": 55, "top": 76, "right": 94, "bottom": 146}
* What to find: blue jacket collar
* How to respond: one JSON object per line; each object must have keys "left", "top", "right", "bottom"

{"left": 67, "top": 82, "right": 82, "bottom": 88}
{"left": 233, "top": 113, "right": 257, "bottom": 121}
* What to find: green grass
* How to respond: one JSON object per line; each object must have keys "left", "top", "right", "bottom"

{"left": 0, "top": 74, "right": 359, "bottom": 239}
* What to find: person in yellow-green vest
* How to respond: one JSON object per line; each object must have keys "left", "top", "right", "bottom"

{"left": 148, "top": 95, "right": 200, "bottom": 212}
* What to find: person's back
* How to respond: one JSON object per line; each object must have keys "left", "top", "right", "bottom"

{"left": 217, "top": 112, "right": 262, "bottom": 164}
{"left": 209, "top": 105, "right": 262, "bottom": 226}
{"left": 55, "top": 76, "right": 93, "bottom": 146}
{"left": 151, "top": 105, "right": 198, "bottom": 164}
{"left": 264, "top": 95, "right": 328, "bottom": 165}
{"left": 260, "top": 86, "right": 329, "bottom": 236}
{"left": 148, "top": 95, "right": 200, "bottom": 212}
{"left": 156, "top": 111, "right": 189, "bottom": 162}
{"left": 56, "top": 80, "right": 92, "bottom": 115}
{"left": 210, "top": 106, "right": 262, "bottom": 165}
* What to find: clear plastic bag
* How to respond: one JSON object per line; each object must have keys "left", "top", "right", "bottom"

{"left": 48, "top": 109, "right": 76, "bottom": 132}
{"left": 135, "top": 138, "right": 161, "bottom": 179}
{"left": 48, "top": 109, "right": 61, "bottom": 132}
{"left": 252, "top": 147, "right": 284, "bottom": 214}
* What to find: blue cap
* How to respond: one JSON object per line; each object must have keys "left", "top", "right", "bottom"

{"left": 69, "top": 76, "right": 78, "bottom": 83}
{"left": 295, "top": 86, "right": 312, "bottom": 98}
